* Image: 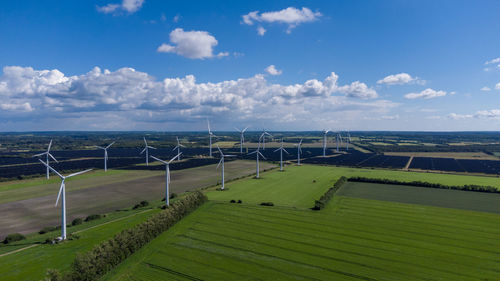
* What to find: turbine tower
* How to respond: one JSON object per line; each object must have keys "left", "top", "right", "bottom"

{"left": 346, "top": 131, "right": 351, "bottom": 151}
{"left": 216, "top": 146, "right": 236, "bottom": 190}
{"left": 260, "top": 130, "right": 272, "bottom": 150}
{"left": 322, "top": 130, "right": 330, "bottom": 157}
{"left": 33, "top": 139, "right": 58, "bottom": 179}
{"left": 150, "top": 153, "right": 181, "bottom": 206}
{"left": 207, "top": 120, "right": 217, "bottom": 157}
{"left": 38, "top": 160, "right": 92, "bottom": 240}
{"left": 140, "top": 137, "right": 156, "bottom": 166}
{"left": 94, "top": 141, "right": 115, "bottom": 172}
{"left": 295, "top": 138, "right": 303, "bottom": 165}
{"left": 249, "top": 144, "right": 266, "bottom": 178}
{"left": 235, "top": 126, "right": 249, "bottom": 154}
{"left": 336, "top": 132, "right": 342, "bottom": 152}
{"left": 172, "top": 137, "right": 185, "bottom": 161}
{"left": 274, "top": 139, "right": 289, "bottom": 171}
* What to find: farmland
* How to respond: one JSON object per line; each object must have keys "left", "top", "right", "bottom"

{"left": 0, "top": 160, "right": 275, "bottom": 239}
{"left": 102, "top": 165, "right": 500, "bottom": 280}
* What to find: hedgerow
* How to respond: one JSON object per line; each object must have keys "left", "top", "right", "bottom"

{"left": 313, "top": 176, "right": 347, "bottom": 210}
{"left": 347, "top": 177, "right": 500, "bottom": 193}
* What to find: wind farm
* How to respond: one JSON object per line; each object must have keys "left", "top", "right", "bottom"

{"left": 1, "top": 1, "right": 500, "bottom": 280}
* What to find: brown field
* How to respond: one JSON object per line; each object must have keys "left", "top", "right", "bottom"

{"left": 384, "top": 152, "right": 499, "bottom": 160}
{"left": 0, "top": 160, "right": 275, "bottom": 239}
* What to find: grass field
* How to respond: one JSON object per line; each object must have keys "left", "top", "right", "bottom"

{"left": 101, "top": 165, "right": 500, "bottom": 281}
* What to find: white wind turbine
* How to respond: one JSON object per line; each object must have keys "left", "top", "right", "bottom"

{"left": 38, "top": 160, "right": 92, "bottom": 240}
{"left": 94, "top": 141, "right": 115, "bottom": 172}
{"left": 172, "top": 137, "right": 185, "bottom": 161}
{"left": 33, "top": 139, "right": 58, "bottom": 179}
{"left": 235, "top": 126, "right": 249, "bottom": 154}
{"left": 322, "top": 130, "right": 330, "bottom": 157}
{"left": 295, "top": 138, "right": 303, "bottom": 165}
{"left": 150, "top": 153, "right": 181, "bottom": 206}
{"left": 216, "top": 145, "right": 236, "bottom": 190}
{"left": 346, "top": 131, "right": 351, "bottom": 151}
{"left": 249, "top": 143, "right": 266, "bottom": 179}
{"left": 336, "top": 132, "right": 342, "bottom": 152}
{"left": 274, "top": 139, "right": 289, "bottom": 171}
{"left": 260, "top": 130, "right": 272, "bottom": 150}
{"left": 140, "top": 137, "right": 156, "bottom": 166}
{"left": 207, "top": 120, "right": 217, "bottom": 157}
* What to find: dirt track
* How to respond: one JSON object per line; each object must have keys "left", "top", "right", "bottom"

{"left": 0, "top": 160, "right": 274, "bottom": 239}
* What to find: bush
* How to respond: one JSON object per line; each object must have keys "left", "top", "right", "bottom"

{"left": 169, "top": 193, "right": 177, "bottom": 199}
{"left": 230, "top": 199, "right": 236, "bottom": 203}
{"left": 57, "top": 191, "right": 208, "bottom": 281}
{"left": 84, "top": 214, "right": 101, "bottom": 222}
{"left": 237, "top": 200, "right": 242, "bottom": 204}
{"left": 72, "top": 218, "right": 83, "bottom": 226}
{"left": 347, "top": 177, "right": 500, "bottom": 193}
{"left": 133, "top": 200, "right": 149, "bottom": 209}
{"left": 39, "top": 226, "right": 57, "bottom": 234}
{"left": 260, "top": 202, "right": 274, "bottom": 206}
{"left": 313, "top": 177, "right": 347, "bottom": 210}
{"left": 3, "top": 233, "right": 26, "bottom": 244}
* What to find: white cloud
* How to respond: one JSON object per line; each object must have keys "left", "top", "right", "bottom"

{"left": 157, "top": 28, "right": 226, "bottom": 59}
{"left": 481, "top": 86, "right": 491, "bottom": 91}
{"left": 377, "top": 73, "right": 423, "bottom": 85}
{"left": 404, "top": 88, "right": 447, "bottom": 99}
{"left": 97, "top": 0, "right": 144, "bottom": 14}
{"left": 485, "top": 58, "right": 500, "bottom": 65}
{"left": 381, "top": 114, "right": 399, "bottom": 120}
{"left": 484, "top": 57, "right": 500, "bottom": 71}
{"left": 496, "top": 83, "right": 500, "bottom": 90}
{"left": 242, "top": 7, "right": 321, "bottom": 34}
{"left": 0, "top": 66, "right": 390, "bottom": 129}
{"left": 257, "top": 26, "right": 266, "bottom": 36}
{"left": 265, "top": 65, "right": 282, "bottom": 76}
{"left": 448, "top": 110, "right": 500, "bottom": 120}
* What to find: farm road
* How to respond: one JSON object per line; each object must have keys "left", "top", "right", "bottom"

{"left": 0, "top": 160, "right": 274, "bottom": 239}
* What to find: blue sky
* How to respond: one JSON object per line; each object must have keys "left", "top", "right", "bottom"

{"left": 0, "top": 0, "right": 499, "bottom": 131}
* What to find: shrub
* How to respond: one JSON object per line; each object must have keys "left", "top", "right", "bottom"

{"left": 57, "top": 191, "right": 208, "bottom": 281}
{"left": 237, "top": 200, "right": 242, "bottom": 204}
{"left": 260, "top": 202, "right": 274, "bottom": 206}
{"left": 3, "top": 233, "right": 26, "bottom": 244}
{"left": 39, "top": 226, "right": 57, "bottom": 234}
{"left": 84, "top": 214, "right": 101, "bottom": 222}
{"left": 72, "top": 218, "right": 83, "bottom": 226}
{"left": 133, "top": 200, "right": 149, "bottom": 209}
{"left": 230, "top": 199, "right": 236, "bottom": 203}
{"left": 169, "top": 193, "right": 177, "bottom": 199}
{"left": 313, "top": 176, "right": 347, "bottom": 210}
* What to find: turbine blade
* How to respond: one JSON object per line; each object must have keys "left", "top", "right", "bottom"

{"left": 168, "top": 152, "right": 182, "bottom": 163}
{"left": 66, "top": 169, "right": 93, "bottom": 178}
{"left": 172, "top": 145, "right": 179, "bottom": 151}
{"left": 55, "top": 182, "right": 63, "bottom": 206}
{"left": 47, "top": 139, "right": 53, "bottom": 152}
{"left": 150, "top": 155, "right": 168, "bottom": 164}
{"left": 207, "top": 119, "right": 211, "bottom": 133}
{"left": 106, "top": 141, "right": 115, "bottom": 149}
{"left": 273, "top": 148, "right": 280, "bottom": 153}
{"left": 94, "top": 146, "right": 105, "bottom": 150}
{"left": 258, "top": 151, "right": 267, "bottom": 159}
{"left": 143, "top": 137, "right": 147, "bottom": 146}
{"left": 242, "top": 126, "right": 249, "bottom": 132}
{"left": 48, "top": 153, "right": 58, "bottom": 163}
{"left": 140, "top": 147, "right": 146, "bottom": 154}
{"left": 283, "top": 148, "right": 289, "bottom": 154}
{"left": 38, "top": 159, "right": 64, "bottom": 179}
{"left": 234, "top": 127, "right": 241, "bottom": 132}
{"left": 217, "top": 145, "right": 223, "bottom": 155}
{"left": 148, "top": 146, "right": 157, "bottom": 150}
{"left": 33, "top": 152, "right": 46, "bottom": 157}
{"left": 248, "top": 150, "right": 257, "bottom": 155}
{"left": 216, "top": 157, "right": 223, "bottom": 169}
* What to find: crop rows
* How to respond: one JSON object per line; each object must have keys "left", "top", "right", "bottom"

{"left": 410, "top": 157, "right": 500, "bottom": 174}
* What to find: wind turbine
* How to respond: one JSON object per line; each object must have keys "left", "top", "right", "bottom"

{"left": 207, "top": 120, "right": 217, "bottom": 157}
{"left": 235, "top": 126, "right": 249, "bottom": 154}
{"left": 150, "top": 153, "right": 181, "bottom": 206}
{"left": 216, "top": 146, "right": 236, "bottom": 190}
{"left": 322, "top": 130, "right": 330, "bottom": 157}
{"left": 346, "top": 131, "right": 351, "bottom": 151}
{"left": 260, "top": 130, "right": 272, "bottom": 150}
{"left": 140, "top": 137, "right": 156, "bottom": 166}
{"left": 94, "top": 141, "right": 115, "bottom": 172}
{"left": 172, "top": 137, "right": 185, "bottom": 161}
{"left": 274, "top": 139, "right": 289, "bottom": 171}
{"left": 336, "top": 132, "right": 342, "bottom": 152}
{"left": 38, "top": 160, "right": 92, "bottom": 240}
{"left": 249, "top": 144, "right": 266, "bottom": 179}
{"left": 295, "top": 138, "right": 303, "bottom": 165}
{"left": 33, "top": 139, "right": 58, "bottom": 179}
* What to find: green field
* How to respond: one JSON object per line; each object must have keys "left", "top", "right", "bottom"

{"left": 102, "top": 165, "right": 500, "bottom": 281}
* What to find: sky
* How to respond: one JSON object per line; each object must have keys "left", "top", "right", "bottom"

{"left": 0, "top": 0, "right": 500, "bottom": 132}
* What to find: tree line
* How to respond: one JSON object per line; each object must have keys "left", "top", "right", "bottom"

{"left": 313, "top": 176, "right": 347, "bottom": 210}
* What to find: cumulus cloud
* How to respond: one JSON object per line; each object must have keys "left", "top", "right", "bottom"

{"left": 97, "top": 0, "right": 144, "bottom": 14}
{"left": 496, "top": 83, "right": 500, "bottom": 90}
{"left": 377, "top": 73, "right": 423, "bottom": 85}
{"left": 484, "top": 57, "right": 500, "bottom": 71}
{"left": 157, "top": 28, "right": 227, "bottom": 59}
{"left": 0, "top": 66, "right": 390, "bottom": 129}
{"left": 242, "top": 7, "right": 321, "bottom": 34}
{"left": 265, "top": 65, "right": 282, "bottom": 76}
{"left": 448, "top": 110, "right": 500, "bottom": 120}
{"left": 257, "top": 26, "right": 266, "bottom": 36}
{"left": 404, "top": 88, "right": 447, "bottom": 99}
{"left": 481, "top": 86, "right": 491, "bottom": 91}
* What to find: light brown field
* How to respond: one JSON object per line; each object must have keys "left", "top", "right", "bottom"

{"left": 384, "top": 152, "right": 499, "bottom": 160}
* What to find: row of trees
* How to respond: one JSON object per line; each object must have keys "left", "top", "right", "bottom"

{"left": 313, "top": 177, "right": 347, "bottom": 210}
{"left": 348, "top": 177, "right": 500, "bottom": 193}
{"left": 46, "top": 191, "right": 207, "bottom": 281}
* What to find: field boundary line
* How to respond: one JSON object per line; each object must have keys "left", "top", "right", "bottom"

{"left": 0, "top": 208, "right": 155, "bottom": 258}
{"left": 404, "top": 156, "right": 413, "bottom": 170}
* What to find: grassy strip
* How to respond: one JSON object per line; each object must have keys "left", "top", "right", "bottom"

{"left": 47, "top": 191, "right": 208, "bottom": 281}
{"left": 347, "top": 176, "right": 500, "bottom": 193}
{"left": 313, "top": 177, "right": 347, "bottom": 210}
